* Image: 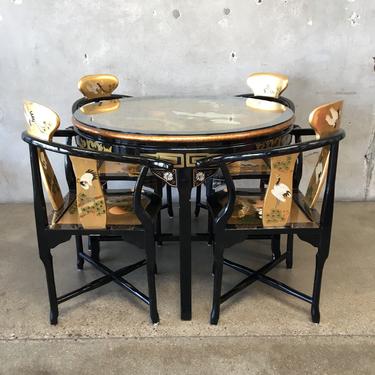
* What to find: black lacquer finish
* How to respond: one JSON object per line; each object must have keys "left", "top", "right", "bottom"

{"left": 22, "top": 130, "right": 172, "bottom": 325}
{"left": 193, "top": 94, "right": 295, "bottom": 218}
{"left": 197, "top": 128, "right": 345, "bottom": 324}
{"left": 71, "top": 95, "right": 296, "bottom": 321}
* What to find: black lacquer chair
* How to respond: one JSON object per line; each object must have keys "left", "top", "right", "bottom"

{"left": 72, "top": 74, "right": 174, "bottom": 250}
{"left": 22, "top": 101, "right": 172, "bottom": 325}
{"left": 74, "top": 74, "right": 174, "bottom": 216}
{"left": 197, "top": 101, "right": 345, "bottom": 324}
{"left": 194, "top": 72, "right": 295, "bottom": 218}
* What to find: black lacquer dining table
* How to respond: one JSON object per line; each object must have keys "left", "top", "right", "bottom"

{"left": 72, "top": 95, "right": 295, "bottom": 320}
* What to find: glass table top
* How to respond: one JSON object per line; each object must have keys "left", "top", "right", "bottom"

{"left": 74, "top": 96, "right": 294, "bottom": 136}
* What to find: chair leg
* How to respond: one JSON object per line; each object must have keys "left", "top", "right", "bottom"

{"left": 194, "top": 185, "right": 202, "bottom": 217}
{"left": 271, "top": 235, "right": 281, "bottom": 259}
{"left": 311, "top": 246, "right": 329, "bottom": 323}
{"left": 75, "top": 235, "right": 84, "bottom": 270}
{"left": 145, "top": 231, "right": 160, "bottom": 324}
{"left": 39, "top": 245, "right": 59, "bottom": 325}
{"left": 210, "top": 240, "right": 224, "bottom": 325}
{"left": 155, "top": 213, "right": 163, "bottom": 246}
{"left": 286, "top": 233, "right": 293, "bottom": 269}
{"left": 166, "top": 184, "right": 174, "bottom": 218}
{"left": 208, "top": 211, "right": 213, "bottom": 246}
{"left": 155, "top": 181, "right": 163, "bottom": 246}
{"left": 89, "top": 236, "right": 100, "bottom": 262}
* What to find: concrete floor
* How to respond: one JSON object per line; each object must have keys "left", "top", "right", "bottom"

{"left": 0, "top": 202, "right": 374, "bottom": 374}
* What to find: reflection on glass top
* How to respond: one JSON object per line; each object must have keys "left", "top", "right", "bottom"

{"left": 74, "top": 96, "right": 294, "bottom": 136}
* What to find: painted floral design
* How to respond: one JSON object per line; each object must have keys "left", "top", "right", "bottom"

{"left": 195, "top": 171, "right": 205, "bottom": 182}
{"left": 273, "top": 156, "right": 292, "bottom": 172}
{"left": 77, "top": 193, "right": 105, "bottom": 217}
{"left": 265, "top": 208, "right": 286, "bottom": 223}
{"left": 163, "top": 171, "right": 174, "bottom": 182}
{"left": 78, "top": 138, "right": 113, "bottom": 152}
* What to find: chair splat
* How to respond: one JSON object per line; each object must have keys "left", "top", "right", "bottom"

{"left": 69, "top": 156, "right": 107, "bottom": 229}
{"left": 305, "top": 100, "right": 343, "bottom": 208}
{"left": 262, "top": 153, "right": 298, "bottom": 227}
{"left": 23, "top": 101, "right": 64, "bottom": 211}
{"left": 78, "top": 74, "right": 119, "bottom": 99}
{"left": 247, "top": 72, "right": 289, "bottom": 98}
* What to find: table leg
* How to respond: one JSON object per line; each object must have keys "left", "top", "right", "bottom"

{"left": 176, "top": 168, "right": 193, "bottom": 320}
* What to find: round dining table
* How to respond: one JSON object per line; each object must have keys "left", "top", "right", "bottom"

{"left": 72, "top": 95, "right": 295, "bottom": 320}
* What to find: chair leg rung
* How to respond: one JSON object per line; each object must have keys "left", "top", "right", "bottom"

{"left": 57, "top": 259, "right": 147, "bottom": 304}
{"left": 224, "top": 255, "right": 286, "bottom": 276}
{"left": 256, "top": 273, "right": 312, "bottom": 304}
{"left": 220, "top": 256, "right": 284, "bottom": 303}
{"left": 80, "top": 252, "right": 150, "bottom": 305}
{"left": 221, "top": 255, "right": 312, "bottom": 305}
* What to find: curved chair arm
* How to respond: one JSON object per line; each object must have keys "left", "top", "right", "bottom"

{"left": 71, "top": 94, "right": 132, "bottom": 113}
{"left": 196, "top": 129, "right": 345, "bottom": 169}
{"left": 22, "top": 131, "right": 173, "bottom": 170}
{"left": 52, "top": 129, "right": 77, "bottom": 137}
{"left": 62, "top": 127, "right": 76, "bottom": 192}
{"left": 235, "top": 93, "right": 295, "bottom": 112}
{"left": 214, "top": 164, "right": 236, "bottom": 231}
{"left": 291, "top": 126, "right": 316, "bottom": 137}
{"left": 290, "top": 124, "right": 304, "bottom": 190}
{"left": 133, "top": 167, "right": 154, "bottom": 229}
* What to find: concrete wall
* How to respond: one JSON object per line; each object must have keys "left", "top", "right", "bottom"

{"left": 0, "top": 0, "right": 374, "bottom": 201}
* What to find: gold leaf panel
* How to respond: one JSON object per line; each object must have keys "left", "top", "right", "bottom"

{"left": 70, "top": 156, "right": 107, "bottom": 229}
{"left": 247, "top": 72, "right": 289, "bottom": 98}
{"left": 262, "top": 153, "right": 298, "bottom": 227}
{"left": 78, "top": 74, "right": 119, "bottom": 99}
{"left": 305, "top": 100, "right": 343, "bottom": 208}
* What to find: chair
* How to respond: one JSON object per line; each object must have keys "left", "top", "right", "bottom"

{"left": 22, "top": 101, "right": 172, "bottom": 325}
{"left": 194, "top": 72, "right": 294, "bottom": 218}
{"left": 74, "top": 74, "right": 174, "bottom": 220}
{"left": 196, "top": 101, "right": 344, "bottom": 324}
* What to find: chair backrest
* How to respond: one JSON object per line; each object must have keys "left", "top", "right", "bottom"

{"left": 24, "top": 101, "right": 64, "bottom": 211}
{"left": 69, "top": 156, "right": 106, "bottom": 229}
{"left": 247, "top": 73, "right": 289, "bottom": 98}
{"left": 197, "top": 102, "right": 344, "bottom": 229}
{"left": 78, "top": 74, "right": 119, "bottom": 99}
{"left": 305, "top": 100, "right": 343, "bottom": 208}
{"left": 262, "top": 153, "right": 299, "bottom": 226}
{"left": 23, "top": 102, "right": 173, "bottom": 229}
{"left": 24, "top": 101, "right": 106, "bottom": 226}
{"left": 263, "top": 101, "right": 343, "bottom": 224}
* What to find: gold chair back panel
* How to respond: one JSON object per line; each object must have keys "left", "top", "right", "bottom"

{"left": 305, "top": 100, "right": 344, "bottom": 208}
{"left": 70, "top": 156, "right": 107, "bottom": 229}
{"left": 262, "top": 153, "right": 298, "bottom": 227}
{"left": 38, "top": 150, "right": 64, "bottom": 211}
{"left": 24, "top": 101, "right": 60, "bottom": 142}
{"left": 78, "top": 74, "right": 119, "bottom": 99}
{"left": 246, "top": 73, "right": 289, "bottom": 98}
{"left": 24, "top": 101, "right": 63, "bottom": 211}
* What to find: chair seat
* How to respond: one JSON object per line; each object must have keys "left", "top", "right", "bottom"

{"left": 98, "top": 161, "right": 141, "bottom": 178}
{"left": 209, "top": 191, "right": 315, "bottom": 229}
{"left": 51, "top": 191, "right": 158, "bottom": 228}
{"left": 228, "top": 159, "right": 270, "bottom": 176}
